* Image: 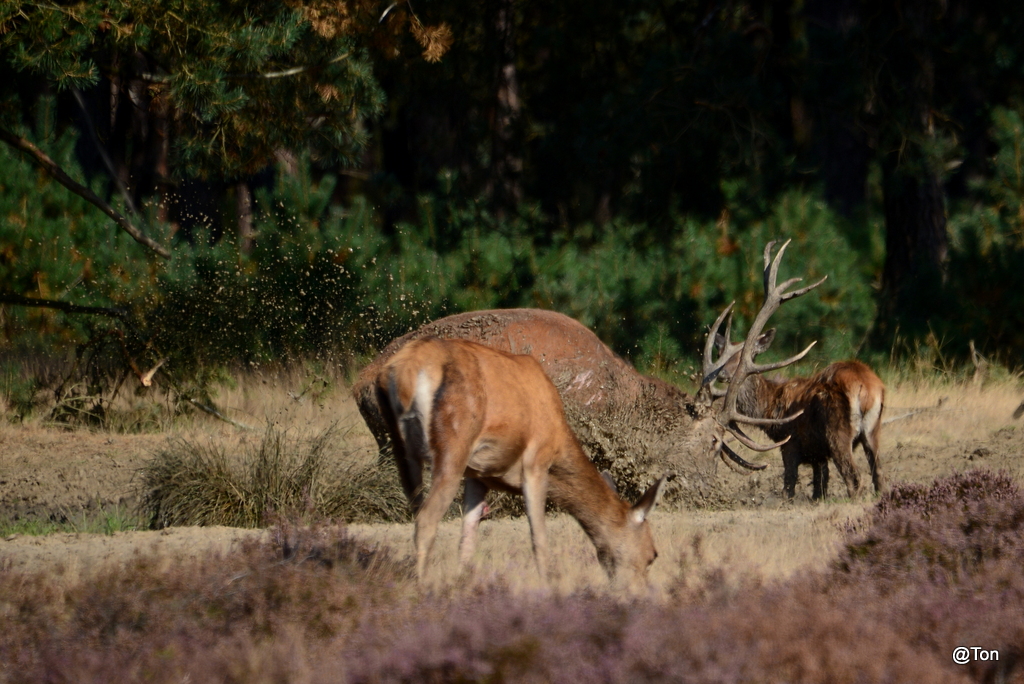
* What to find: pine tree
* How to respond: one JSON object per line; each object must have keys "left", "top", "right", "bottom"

{"left": 0, "top": 0, "right": 426, "bottom": 257}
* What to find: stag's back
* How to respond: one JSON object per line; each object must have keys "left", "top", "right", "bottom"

{"left": 816, "top": 360, "right": 884, "bottom": 443}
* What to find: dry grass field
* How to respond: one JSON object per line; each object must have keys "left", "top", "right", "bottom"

{"left": 1, "top": 367, "right": 1021, "bottom": 589}
{"left": 1, "top": 366, "right": 1023, "bottom": 682}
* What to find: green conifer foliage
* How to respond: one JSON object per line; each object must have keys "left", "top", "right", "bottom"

{"left": 0, "top": 0, "right": 386, "bottom": 177}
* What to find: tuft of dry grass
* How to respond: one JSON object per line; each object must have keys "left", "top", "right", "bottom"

{"left": 138, "top": 423, "right": 407, "bottom": 529}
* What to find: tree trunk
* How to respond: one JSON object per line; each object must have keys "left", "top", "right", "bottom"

{"left": 490, "top": 0, "right": 522, "bottom": 213}
{"left": 878, "top": 153, "right": 948, "bottom": 333}
{"left": 236, "top": 181, "right": 254, "bottom": 254}
{"left": 873, "top": 0, "right": 949, "bottom": 342}
{"left": 805, "top": 0, "right": 871, "bottom": 217}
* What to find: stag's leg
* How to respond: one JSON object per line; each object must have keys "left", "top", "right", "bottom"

{"left": 781, "top": 446, "right": 800, "bottom": 499}
{"left": 858, "top": 429, "right": 886, "bottom": 495}
{"left": 521, "top": 446, "right": 551, "bottom": 582}
{"left": 459, "top": 478, "right": 489, "bottom": 566}
{"left": 811, "top": 459, "right": 829, "bottom": 500}
{"left": 827, "top": 430, "right": 861, "bottom": 499}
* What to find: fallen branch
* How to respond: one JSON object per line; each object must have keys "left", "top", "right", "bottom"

{"left": 0, "top": 292, "right": 130, "bottom": 320}
{"left": 0, "top": 128, "right": 170, "bottom": 259}
{"left": 883, "top": 397, "right": 949, "bottom": 425}
{"left": 187, "top": 398, "right": 256, "bottom": 431}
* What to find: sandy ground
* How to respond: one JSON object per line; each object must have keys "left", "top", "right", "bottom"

{"left": 1, "top": 380, "right": 1022, "bottom": 587}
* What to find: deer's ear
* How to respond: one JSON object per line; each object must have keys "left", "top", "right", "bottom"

{"left": 752, "top": 328, "right": 777, "bottom": 355}
{"left": 630, "top": 476, "right": 668, "bottom": 525}
{"left": 714, "top": 333, "right": 727, "bottom": 351}
{"left": 601, "top": 470, "right": 618, "bottom": 495}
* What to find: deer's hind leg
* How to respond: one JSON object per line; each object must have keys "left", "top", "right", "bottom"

{"left": 459, "top": 478, "right": 489, "bottom": 566}
{"left": 413, "top": 438, "right": 473, "bottom": 581}
{"left": 376, "top": 385, "right": 426, "bottom": 514}
{"left": 856, "top": 429, "right": 885, "bottom": 495}
{"left": 827, "top": 425, "right": 861, "bottom": 499}
{"left": 411, "top": 396, "right": 482, "bottom": 582}
{"left": 811, "top": 458, "right": 829, "bottom": 500}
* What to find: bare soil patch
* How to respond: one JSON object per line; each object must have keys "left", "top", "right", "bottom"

{"left": 0, "top": 427, "right": 164, "bottom": 518}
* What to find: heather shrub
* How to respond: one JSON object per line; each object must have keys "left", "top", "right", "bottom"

{"left": 3, "top": 506, "right": 1023, "bottom": 683}
{"left": 874, "top": 469, "right": 1021, "bottom": 520}
{"left": 337, "top": 582, "right": 962, "bottom": 684}
{"left": 0, "top": 523, "right": 413, "bottom": 684}
{"left": 837, "top": 470, "right": 1024, "bottom": 588}
{"left": 820, "top": 469, "right": 1024, "bottom": 683}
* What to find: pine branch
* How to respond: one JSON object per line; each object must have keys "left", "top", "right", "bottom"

{"left": 70, "top": 86, "right": 144, "bottom": 219}
{"left": 0, "top": 292, "right": 130, "bottom": 320}
{"left": 0, "top": 128, "right": 171, "bottom": 260}
{"left": 138, "top": 52, "right": 351, "bottom": 83}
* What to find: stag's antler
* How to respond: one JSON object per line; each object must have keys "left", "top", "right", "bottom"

{"left": 701, "top": 239, "right": 827, "bottom": 469}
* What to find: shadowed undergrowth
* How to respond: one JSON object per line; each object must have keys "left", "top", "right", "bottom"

{"left": 1, "top": 469, "right": 1023, "bottom": 682}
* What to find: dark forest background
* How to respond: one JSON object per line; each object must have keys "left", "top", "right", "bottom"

{"left": 2, "top": 0, "right": 1024, "bottom": 408}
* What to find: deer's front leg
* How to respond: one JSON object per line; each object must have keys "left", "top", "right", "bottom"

{"left": 811, "top": 460, "right": 828, "bottom": 500}
{"left": 521, "top": 450, "right": 551, "bottom": 583}
{"left": 781, "top": 446, "right": 800, "bottom": 499}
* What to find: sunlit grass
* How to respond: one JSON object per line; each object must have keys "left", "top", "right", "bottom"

{"left": 0, "top": 504, "right": 144, "bottom": 538}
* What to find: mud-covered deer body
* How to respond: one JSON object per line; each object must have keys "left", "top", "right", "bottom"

{"left": 356, "top": 240, "right": 827, "bottom": 507}
{"left": 375, "top": 336, "right": 665, "bottom": 584}
{"left": 721, "top": 350, "right": 885, "bottom": 499}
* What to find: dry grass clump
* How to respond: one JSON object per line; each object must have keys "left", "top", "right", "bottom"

{"left": 138, "top": 424, "right": 407, "bottom": 529}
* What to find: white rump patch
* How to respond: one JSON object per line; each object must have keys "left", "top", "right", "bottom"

{"left": 861, "top": 394, "right": 882, "bottom": 437}
{"left": 412, "top": 369, "right": 434, "bottom": 433}
{"left": 848, "top": 389, "right": 863, "bottom": 436}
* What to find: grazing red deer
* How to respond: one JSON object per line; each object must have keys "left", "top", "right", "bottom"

{"left": 354, "top": 240, "right": 825, "bottom": 507}
{"left": 706, "top": 328, "right": 886, "bottom": 499}
{"left": 375, "top": 336, "right": 668, "bottom": 584}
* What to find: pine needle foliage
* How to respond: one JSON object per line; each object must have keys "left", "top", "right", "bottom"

{"left": 0, "top": 0, "right": 387, "bottom": 176}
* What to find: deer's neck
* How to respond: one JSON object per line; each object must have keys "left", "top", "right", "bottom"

{"left": 546, "top": 447, "right": 630, "bottom": 556}
{"left": 739, "top": 375, "right": 810, "bottom": 423}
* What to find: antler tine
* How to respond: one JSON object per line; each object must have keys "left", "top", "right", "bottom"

{"left": 717, "top": 239, "right": 826, "bottom": 453}
{"left": 727, "top": 408, "right": 806, "bottom": 429}
{"left": 766, "top": 239, "right": 829, "bottom": 303}
{"left": 716, "top": 437, "right": 768, "bottom": 472}
{"left": 725, "top": 421, "right": 793, "bottom": 451}
{"left": 702, "top": 302, "right": 734, "bottom": 380}
{"left": 748, "top": 339, "right": 817, "bottom": 375}
{"left": 781, "top": 275, "right": 829, "bottom": 302}
{"left": 701, "top": 302, "right": 742, "bottom": 399}
{"left": 763, "top": 238, "right": 782, "bottom": 294}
